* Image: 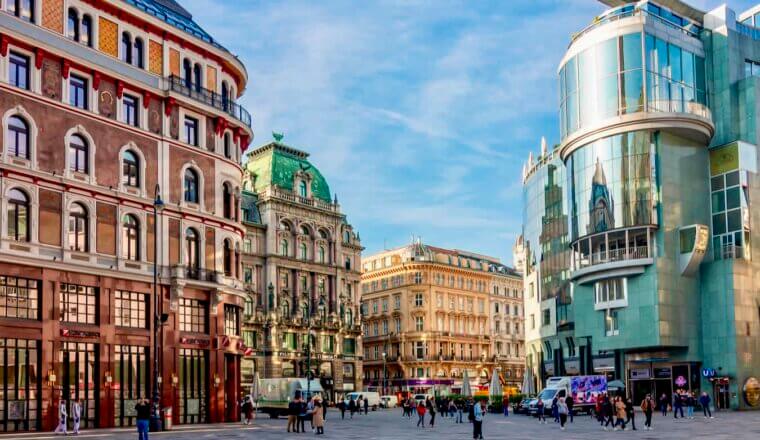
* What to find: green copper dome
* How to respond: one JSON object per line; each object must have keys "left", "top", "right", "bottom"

{"left": 244, "top": 141, "right": 332, "bottom": 203}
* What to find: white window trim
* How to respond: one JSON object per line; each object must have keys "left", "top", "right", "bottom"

{"left": 62, "top": 194, "right": 97, "bottom": 258}
{"left": 179, "top": 161, "right": 205, "bottom": 211}
{"left": 179, "top": 107, "right": 205, "bottom": 148}
{"left": 117, "top": 206, "right": 148, "bottom": 265}
{"left": 63, "top": 125, "right": 97, "bottom": 184}
{"left": 2, "top": 105, "right": 38, "bottom": 170}
{"left": 64, "top": 69, "right": 97, "bottom": 113}
{"left": 594, "top": 277, "right": 628, "bottom": 311}
{"left": 117, "top": 142, "right": 147, "bottom": 197}
{"left": 180, "top": 220, "right": 205, "bottom": 270}
{"left": 3, "top": 44, "right": 40, "bottom": 93}
{"left": 0, "top": 180, "right": 39, "bottom": 245}
{"left": 116, "top": 92, "right": 146, "bottom": 130}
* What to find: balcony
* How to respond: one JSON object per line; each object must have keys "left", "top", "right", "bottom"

{"left": 167, "top": 75, "right": 252, "bottom": 128}
{"left": 261, "top": 185, "right": 339, "bottom": 212}
{"left": 570, "top": 226, "right": 655, "bottom": 283}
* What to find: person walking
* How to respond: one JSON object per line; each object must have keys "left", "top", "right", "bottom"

{"left": 298, "top": 396, "right": 309, "bottom": 433}
{"left": 135, "top": 398, "right": 151, "bottom": 440}
{"left": 565, "top": 394, "right": 573, "bottom": 423}
{"left": 307, "top": 396, "right": 316, "bottom": 430}
{"left": 503, "top": 397, "right": 509, "bottom": 417}
{"left": 595, "top": 393, "right": 604, "bottom": 425}
{"left": 551, "top": 395, "right": 559, "bottom": 423}
{"left": 614, "top": 396, "right": 627, "bottom": 430}
{"left": 348, "top": 396, "right": 356, "bottom": 419}
{"left": 659, "top": 393, "right": 669, "bottom": 416}
{"left": 426, "top": 397, "right": 436, "bottom": 428}
{"left": 72, "top": 398, "right": 81, "bottom": 435}
{"left": 449, "top": 399, "right": 458, "bottom": 422}
{"left": 472, "top": 399, "right": 485, "bottom": 440}
{"left": 625, "top": 396, "right": 636, "bottom": 430}
{"left": 673, "top": 391, "right": 684, "bottom": 419}
{"left": 242, "top": 395, "right": 254, "bottom": 425}
{"left": 312, "top": 400, "right": 325, "bottom": 435}
{"left": 640, "top": 394, "right": 655, "bottom": 431}
{"left": 686, "top": 391, "right": 695, "bottom": 419}
{"left": 54, "top": 399, "right": 68, "bottom": 435}
{"left": 557, "top": 397, "right": 569, "bottom": 431}
{"left": 338, "top": 397, "right": 346, "bottom": 419}
{"left": 536, "top": 398, "right": 546, "bottom": 424}
{"left": 602, "top": 395, "right": 614, "bottom": 431}
{"left": 363, "top": 395, "right": 369, "bottom": 415}
{"left": 456, "top": 399, "right": 464, "bottom": 423}
{"left": 416, "top": 399, "right": 427, "bottom": 428}
{"left": 287, "top": 396, "right": 299, "bottom": 433}
{"left": 699, "top": 392, "right": 713, "bottom": 418}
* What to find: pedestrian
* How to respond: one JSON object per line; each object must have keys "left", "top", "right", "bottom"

{"left": 287, "top": 395, "right": 300, "bottom": 432}
{"left": 338, "top": 397, "right": 346, "bottom": 419}
{"left": 322, "top": 397, "right": 328, "bottom": 421}
{"left": 472, "top": 399, "right": 485, "bottom": 440}
{"left": 449, "top": 399, "right": 458, "bottom": 422}
{"left": 551, "top": 395, "right": 559, "bottom": 422}
{"left": 456, "top": 399, "right": 464, "bottom": 423}
{"left": 625, "top": 396, "right": 636, "bottom": 430}
{"left": 72, "top": 398, "right": 81, "bottom": 435}
{"left": 349, "top": 396, "right": 356, "bottom": 419}
{"left": 699, "top": 392, "right": 713, "bottom": 418}
{"left": 673, "top": 391, "right": 684, "bottom": 419}
{"left": 55, "top": 399, "right": 68, "bottom": 435}
{"left": 614, "top": 396, "right": 626, "bottom": 430}
{"left": 602, "top": 394, "right": 614, "bottom": 430}
{"left": 426, "top": 397, "right": 436, "bottom": 428}
{"left": 686, "top": 391, "right": 695, "bottom": 419}
{"left": 557, "top": 397, "right": 568, "bottom": 430}
{"left": 565, "top": 394, "right": 573, "bottom": 423}
{"left": 135, "top": 398, "right": 151, "bottom": 440}
{"left": 416, "top": 399, "right": 427, "bottom": 428}
{"left": 307, "top": 396, "right": 316, "bottom": 430}
{"left": 403, "top": 397, "right": 410, "bottom": 417}
{"left": 595, "top": 393, "right": 603, "bottom": 424}
{"left": 312, "top": 400, "right": 325, "bottom": 435}
{"left": 640, "top": 393, "right": 655, "bottom": 431}
{"left": 659, "top": 393, "right": 668, "bottom": 416}
{"left": 503, "top": 397, "right": 509, "bottom": 417}
{"left": 298, "top": 396, "right": 308, "bottom": 433}
{"left": 363, "top": 395, "right": 369, "bottom": 415}
{"left": 242, "top": 395, "right": 254, "bottom": 425}
{"left": 536, "top": 398, "right": 546, "bottom": 424}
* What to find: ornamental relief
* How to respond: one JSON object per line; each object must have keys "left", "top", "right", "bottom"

{"left": 41, "top": 59, "right": 61, "bottom": 100}
{"left": 99, "top": 91, "right": 115, "bottom": 118}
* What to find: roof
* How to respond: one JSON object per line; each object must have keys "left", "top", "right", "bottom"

{"left": 241, "top": 190, "right": 262, "bottom": 225}
{"left": 599, "top": 0, "right": 705, "bottom": 23}
{"left": 244, "top": 141, "right": 332, "bottom": 203}
{"left": 123, "top": 0, "right": 230, "bottom": 52}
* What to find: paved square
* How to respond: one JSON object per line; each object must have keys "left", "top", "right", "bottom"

{"left": 9, "top": 407, "right": 760, "bottom": 440}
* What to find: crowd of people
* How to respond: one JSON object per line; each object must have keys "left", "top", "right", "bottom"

{"left": 399, "top": 396, "right": 489, "bottom": 439}
{"left": 286, "top": 391, "right": 327, "bottom": 435}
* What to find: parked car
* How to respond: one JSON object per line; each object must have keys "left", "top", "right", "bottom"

{"left": 380, "top": 395, "right": 398, "bottom": 408}
{"left": 512, "top": 398, "right": 533, "bottom": 415}
{"left": 413, "top": 394, "right": 433, "bottom": 404}
{"left": 347, "top": 392, "right": 381, "bottom": 410}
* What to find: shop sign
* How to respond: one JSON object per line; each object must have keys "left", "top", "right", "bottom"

{"left": 709, "top": 143, "right": 739, "bottom": 176}
{"left": 630, "top": 368, "right": 651, "bottom": 379}
{"left": 343, "top": 383, "right": 355, "bottom": 391}
{"left": 565, "top": 358, "right": 580, "bottom": 375}
{"left": 180, "top": 337, "right": 210, "bottom": 347}
{"left": 654, "top": 367, "right": 671, "bottom": 379}
{"left": 743, "top": 377, "right": 760, "bottom": 407}
{"left": 592, "top": 355, "right": 615, "bottom": 372}
{"left": 60, "top": 328, "right": 100, "bottom": 338}
{"left": 702, "top": 368, "right": 716, "bottom": 378}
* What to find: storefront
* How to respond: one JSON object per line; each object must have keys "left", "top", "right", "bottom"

{"left": 0, "top": 338, "right": 41, "bottom": 432}
{"left": 627, "top": 360, "right": 701, "bottom": 404}
{"left": 113, "top": 345, "right": 149, "bottom": 427}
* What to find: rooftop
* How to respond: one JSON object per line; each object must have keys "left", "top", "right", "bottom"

{"left": 599, "top": 0, "right": 705, "bottom": 23}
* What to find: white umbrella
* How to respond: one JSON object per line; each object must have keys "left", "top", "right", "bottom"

{"left": 489, "top": 369, "right": 502, "bottom": 400}
{"left": 462, "top": 369, "right": 473, "bottom": 397}
{"left": 522, "top": 369, "right": 534, "bottom": 396}
{"left": 250, "top": 372, "right": 261, "bottom": 418}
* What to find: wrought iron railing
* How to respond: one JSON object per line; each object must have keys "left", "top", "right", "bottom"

{"left": 166, "top": 75, "right": 252, "bottom": 128}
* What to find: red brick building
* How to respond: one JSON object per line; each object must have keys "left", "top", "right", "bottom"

{"left": 0, "top": 0, "right": 252, "bottom": 432}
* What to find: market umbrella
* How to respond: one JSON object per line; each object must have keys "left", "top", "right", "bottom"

{"left": 251, "top": 372, "right": 261, "bottom": 413}
{"left": 489, "top": 368, "right": 503, "bottom": 400}
{"left": 462, "top": 369, "right": 473, "bottom": 397}
{"left": 522, "top": 369, "right": 534, "bottom": 396}
{"left": 607, "top": 380, "right": 625, "bottom": 391}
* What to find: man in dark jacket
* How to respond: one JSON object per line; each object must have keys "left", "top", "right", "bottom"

{"left": 699, "top": 392, "right": 713, "bottom": 418}
{"left": 135, "top": 399, "right": 151, "bottom": 440}
{"left": 625, "top": 397, "right": 636, "bottom": 430}
{"left": 363, "top": 396, "right": 369, "bottom": 415}
{"left": 565, "top": 395, "right": 574, "bottom": 423}
{"left": 673, "top": 392, "right": 684, "bottom": 419}
{"left": 348, "top": 396, "right": 357, "bottom": 418}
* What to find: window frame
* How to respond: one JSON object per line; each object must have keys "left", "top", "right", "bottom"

{"left": 7, "top": 188, "right": 30, "bottom": 242}
{"left": 8, "top": 51, "right": 30, "bottom": 90}
{"left": 68, "top": 74, "right": 88, "bottom": 110}
{"left": 68, "top": 202, "right": 89, "bottom": 252}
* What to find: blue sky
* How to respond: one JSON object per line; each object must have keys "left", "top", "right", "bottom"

{"left": 183, "top": 0, "right": 755, "bottom": 264}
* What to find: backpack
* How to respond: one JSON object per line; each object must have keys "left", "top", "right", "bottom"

{"left": 468, "top": 404, "right": 475, "bottom": 421}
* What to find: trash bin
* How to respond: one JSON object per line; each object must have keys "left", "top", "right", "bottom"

{"left": 162, "top": 407, "right": 172, "bottom": 430}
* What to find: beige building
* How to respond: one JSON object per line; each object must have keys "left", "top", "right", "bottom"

{"left": 360, "top": 241, "right": 524, "bottom": 396}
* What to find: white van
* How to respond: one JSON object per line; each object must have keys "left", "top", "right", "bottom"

{"left": 380, "top": 395, "right": 398, "bottom": 408}
{"left": 347, "top": 392, "right": 381, "bottom": 410}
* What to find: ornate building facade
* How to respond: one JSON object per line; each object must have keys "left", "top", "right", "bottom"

{"left": 0, "top": 0, "right": 252, "bottom": 431}
{"left": 360, "top": 241, "right": 525, "bottom": 396}
{"left": 239, "top": 139, "right": 363, "bottom": 401}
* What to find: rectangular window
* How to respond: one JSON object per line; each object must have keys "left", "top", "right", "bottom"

{"left": 605, "top": 309, "right": 620, "bottom": 336}
{"left": 414, "top": 293, "right": 423, "bottom": 307}
{"left": 594, "top": 277, "right": 627, "bottom": 309}
{"left": 179, "top": 298, "right": 207, "bottom": 333}
{"left": 59, "top": 283, "right": 97, "bottom": 324}
{"left": 382, "top": 298, "right": 388, "bottom": 312}
{"left": 394, "top": 318, "right": 401, "bottom": 333}
{"left": 394, "top": 295, "right": 400, "bottom": 309}
{"left": 415, "top": 316, "right": 424, "bottom": 331}
{"left": 322, "top": 334, "right": 334, "bottom": 352}
{"left": 530, "top": 314, "right": 535, "bottom": 329}
{"left": 0, "top": 275, "right": 39, "bottom": 320}
{"left": 224, "top": 305, "right": 240, "bottom": 336}
{"left": 244, "top": 267, "right": 253, "bottom": 284}
{"left": 243, "top": 330, "right": 257, "bottom": 349}
{"left": 342, "top": 338, "right": 356, "bottom": 355}
{"left": 69, "top": 75, "right": 88, "bottom": 109}
{"left": 122, "top": 95, "right": 139, "bottom": 127}
{"left": 114, "top": 290, "right": 147, "bottom": 328}
{"left": 9, "top": 52, "right": 30, "bottom": 90}
{"left": 184, "top": 117, "right": 198, "bottom": 146}
{"left": 542, "top": 308, "right": 551, "bottom": 326}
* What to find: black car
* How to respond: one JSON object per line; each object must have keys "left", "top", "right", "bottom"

{"left": 512, "top": 398, "right": 533, "bottom": 415}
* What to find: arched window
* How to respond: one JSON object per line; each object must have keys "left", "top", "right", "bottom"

{"left": 7, "top": 188, "right": 29, "bottom": 242}
{"left": 221, "top": 81, "right": 229, "bottom": 111}
{"left": 319, "top": 229, "right": 328, "bottom": 240}
{"left": 300, "top": 242, "right": 308, "bottom": 260}
{"left": 343, "top": 230, "right": 350, "bottom": 243}
{"left": 122, "top": 150, "right": 140, "bottom": 187}
{"left": 235, "top": 243, "right": 241, "bottom": 279}
{"left": 67, "top": 8, "right": 79, "bottom": 41}
{"left": 318, "top": 246, "right": 326, "bottom": 264}
{"left": 182, "top": 59, "right": 192, "bottom": 87}
{"left": 121, "top": 32, "right": 132, "bottom": 64}
{"left": 345, "top": 307, "right": 353, "bottom": 326}
{"left": 185, "top": 228, "right": 199, "bottom": 273}
{"left": 223, "top": 182, "right": 232, "bottom": 219}
{"left": 81, "top": 15, "right": 92, "bottom": 47}
{"left": 183, "top": 168, "right": 199, "bottom": 203}
{"left": 298, "top": 180, "right": 308, "bottom": 198}
{"left": 280, "top": 239, "right": 288, "bottom": 256}
{"left": 68, "top": 134, "right": 88, "bottom": 173}
{"left": 280, "top": 221, "right": 291, "bottom": 231}
{"left": 68, "top": 202, "right": 88, "bottom": 252}
{"left": 301, "top": 225, "right": 310, "bottom": 236}
{"left": 223, "top": 132, "right": 231, "bottom": 159}
{"left": 134, "top": 38, "right": 144, "bottom": 69}
{"left": 193, "top": 64, "right": 202, "bottom": 92}
{"left": 8, "top": 0, "right": 34, "bottom": 22}
{"left": 223, "top": 239, "right": 232, "bottom": 276}
{"left": 7, "top": 115, "right": 29, "bottom": 159}
{"left": 122, "top": 214, "right": 140, "bottom": 260}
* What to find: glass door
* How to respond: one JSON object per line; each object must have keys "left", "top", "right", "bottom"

{"left": 178, "top": 349, "right": 208, "bottom": 424}
{"left": 114, "top": 345, "right": 148, "bottom": 427}
{"left": 0, "top": 339, "right": 41, "bottom": 432}
{"left": 58, "top": 342, "right": 98, "bottom": 429}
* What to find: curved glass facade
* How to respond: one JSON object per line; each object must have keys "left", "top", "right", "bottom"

{"left": 560, "top": 32, "right": 706, "bottom": 140}
{"left": 568, "top": 131, "right": 655, "bottom": 241}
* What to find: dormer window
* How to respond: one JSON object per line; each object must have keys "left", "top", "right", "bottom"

{"left": 299, "top": 180, "right": 308, "bottom": 198}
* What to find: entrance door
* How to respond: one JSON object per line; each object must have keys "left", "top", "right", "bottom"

{"left": 178, "top": 349, "right": 208, "bottom": 424}
{"left": 114, "top": 345, "right": 149, "bottom": 426}
{"left": 0, "top": 338, "right": 41, "bottom": 432}
{"left": 714, "top": 381, "right": 731, "bottom": 410}
{"left": 224, "top": 354, "right": 240, "bottom": 422}
{"left": 59, "top": 342, "right": 98, "bottom": 429}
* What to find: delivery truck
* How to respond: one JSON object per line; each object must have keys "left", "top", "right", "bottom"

{"left": 257, "top": 378, "right": 323, "bottom": 418}
{"left": 529, "top": 375, "right": 607, "bottom": 415}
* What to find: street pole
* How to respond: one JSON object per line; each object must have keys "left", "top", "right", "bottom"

{"left": 382, "top": 352, "right": 387, "bottom": 396}
{"left": 151, "top": 184, "right": 164, "bottom": 431}
{"left": 306, "top": 290, "right": 312, "bottom": 399}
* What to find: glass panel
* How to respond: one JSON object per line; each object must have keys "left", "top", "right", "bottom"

{"left": 711, "top": 175, "right": 724, "bottom": 191}
{"left": 725, "top": 171, "right": 740, "bottom": 187}
{"left": 726, "top": 186, "right": 740, "bottom": 210}
{"left": 621, "top": 69, "right": 643, "bottom": 113}
{"left": 711, "top": 191, "right": 725, "bottom": 213}
{"left": 621, "top": 33, "right": 642, "bottom": 71}
{"left": 712, "top": 213, "right": 726, "bottom": 235}
{"left": 726, "top": 209, "right": 742, "bottom": 231}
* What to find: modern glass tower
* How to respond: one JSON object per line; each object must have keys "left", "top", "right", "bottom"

{"left": 522, "top": 0, "right": 760, "bottom": 410}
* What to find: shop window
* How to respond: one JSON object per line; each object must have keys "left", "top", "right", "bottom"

{"left": 0, "top": 276, "right": 39, "bottom": 320}
{"left": 59, "top": 283, "right": 97, "bottom": 324}
{"left": 179, "top": 298, "right": 207, "bottom": 333}
{"left": 114, "top": 290, "right": 147, "bottom": 328}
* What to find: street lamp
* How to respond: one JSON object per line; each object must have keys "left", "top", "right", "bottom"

{"left": 151, "top": 184, "right": 164, "bottom": 431}
{"left": 382, "top": 352, "right": 387, "bottom": 396}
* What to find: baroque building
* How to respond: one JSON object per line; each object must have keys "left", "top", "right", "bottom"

{"left": 0, "top": 0, "right": 253, "bottom": 431}
{"left": 239, "top": 139, "right": 364, "bottom": 401}
{"left": 521, "top": 0, "right": 760, "bottom": 411}
{"left": 360, "top": 241, "right": 525, "bottom": 396}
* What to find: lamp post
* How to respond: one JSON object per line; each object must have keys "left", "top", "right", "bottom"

{"left": 382, "top": 352, "right": 387, "bottom": 396}
{"left": 151, "top": 184, "right": 164, "bottom": 431}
